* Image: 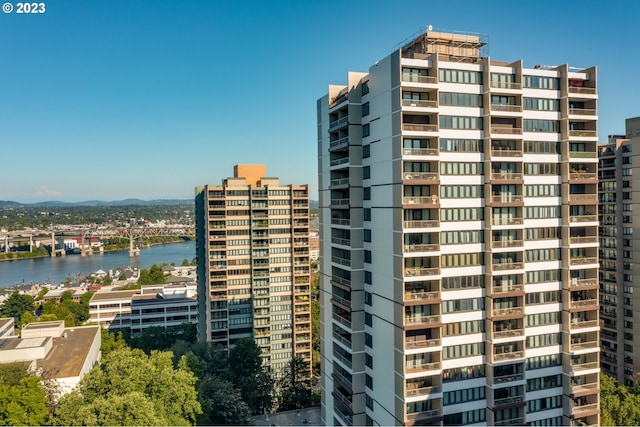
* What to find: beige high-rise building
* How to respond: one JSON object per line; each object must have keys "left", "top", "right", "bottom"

{"left": 318, "top": 29, "right": 599, "bottom": 426}
{"left": 195, "top": 165, "right": 312, "bottom": 375}
{"left": 598, "top": 117, "right": 640, "bottom": 387}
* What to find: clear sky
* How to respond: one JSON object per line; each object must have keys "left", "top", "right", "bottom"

{"left": 1, "top": 0, "right": 638, "bottom": 203}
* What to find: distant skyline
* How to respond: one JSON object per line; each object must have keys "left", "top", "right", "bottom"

{"left": 1, "top": 0, "right": 638, "bottom": 203}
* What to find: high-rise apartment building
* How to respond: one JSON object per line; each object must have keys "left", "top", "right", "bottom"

{"left": 318, "top": 30, "right": 599, "bottom": 426}
{"left": 598, "top": 117, "right": 640, "bottom": 387}
{"left": 195, "top": 165, "right": 312, "bottom": 375}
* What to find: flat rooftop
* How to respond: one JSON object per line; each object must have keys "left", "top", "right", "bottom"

{"left": 36, "top": 326, "right": 99, "bottom": 378}
{"left": 90, "top": 290, "right": 139, "bottom": 302}
{"left": 0, "top": 318, "right": 13, "bottom": 329}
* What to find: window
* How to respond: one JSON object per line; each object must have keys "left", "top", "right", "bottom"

{"left": 526, "top": 290, "right": 561, "bottom": 304}
{"left": 439, "top": 92, "right": 482, "bottom": 107}
{"left": 364, "top": 292, "right": 372, "bottom": 306}
{"left": 527, "top": 395, "right": 562, "bottom": 413}
{"left": 443, "top": 342, "right": 485, "bottom": 359}
{"left": 442, "top": 298, "right": 484, "bottom": 313}
{"left": 362, "top": 102, "right": 370, "bottom": 117}
{"left": 524, "top": 185, "right": 561, "bottom": 197}
{"left": 364, "top": 250, "right": 372, "bottom": 263}
{"left": 440, "top": 139, "right": 483, "bottom": 152}
{"left": 443, "top": 409, "right": 486, "bottom": 426}
{"left": 362, "top": 123, "right": 370, "bottom": 137}
{"left": 365, "top": 312, "right": 372, "bottom": 326}
{"left": 527, "top": 333, "right": 560, "bottom": 348}
{"left": 525, "top": 248, "right": 561, "bottom": 262}
{"left": 523, "top": 98, "right": 560, "bottom": 111}
{"left": 363, "top": 187, "right": 371, "bottom": 200}
{"left": 443, "top": 320, "right": 484, "bottom": 336}
{"left": 363, "top": 166, "right": 370, "bottom": 179}
{"left": 443, "top": 364, "right": 485, "bottom": 382}
{"left": 524, "top": 140, "right": 561, "bottom": 154}
{"left": 523, "top": 75, "right": 559, "bottom": 89}
{"left": 364, "top": 229, "right": 371, "bottom": 242}
{"left": 361, "top": 81, "right": 369, "bottom": 95}
{"left": 439, "top": 68, "right": 482, "bottom": 84}
{"left": 442, "top": 275, "right": 484, "bottom": 290}
{"left": 363, "top": 144, "right": 370, "bottom": 158}
{"left": 443, "top": 387, "right": 485, "bottom": 406}
{"left": 526, "top": 311, "right": 561, "bottom": 327}
{"left": 440, "top": 116, "right": 483, "bottom": 129}
{"left": 525, "top": 163, "right": 560, "bottom": 175}
{"left": 364, "top": 270, "right": 372, "bottom": 284}
{"left": 365, "top": 394, "right": 373, "bottom": 410}
{"left": 441, "top": 230, "right": 484, "bottom": 244}
{"left": 440, "top": 185, "right": 484, "bottom": 198}
{"left": 364, "top": 208, "right": 371, "bottom": 221}
{"left": 441, "top": 208, "right": 484, "bottom": 221}
{"left": 365, "top": 332, "right": 372, "bottom": 347}
{"left": 442, "top": 252, "right": 484, "bottom": 268}
{"left": 523, "top": 119, "right": 560, "bottom": 133}
{"left": 524, "top": 206, "right": 561, "bottom": 219}
{"left": 365, "top": 374, "right": 373, "bottom": 390}
{"left": 440, "top": 162, "right": 483, "bottom": 175}
{"left": 526, "top": 354, "right": 561, "bottom": 370}
{"left": 527, "top": 375, "right": 562, "bottom": 392}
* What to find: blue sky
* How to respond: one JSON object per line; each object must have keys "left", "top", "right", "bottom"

{"left": 1, "top": 0, "right": 638, "bottom": 202}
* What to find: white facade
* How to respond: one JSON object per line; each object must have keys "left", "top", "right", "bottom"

{"left": 318, "top": 30, "right": 599, "bottom": 426}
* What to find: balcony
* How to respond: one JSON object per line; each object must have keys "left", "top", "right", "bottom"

{"left": 402, "top": 75, "right": 437, "bottom": 84}
{"left": 329, "top": 177, "right": 350, "bottom": 188}
{"left": 332, "top": 312, "right": 351, "bottom": 329}
{"left": 493, "top": 217, "right": 524, "bottom": 226}
{"left": 405, "top": 385, "right": 441, "bottom": 398}
{"left": 493, "top": 350, "right": 525, "bottom": 362}
{"left": 405, "top": 409, "right": 441, "bottom": 424}
{"left": 572, "top": 403, "right": 599, "bottom": 417}
{"left": 405, "top": 338, "right": 441, "bottom": 350}
{"left": 571, "top": 361, "right": 599, "bottom": 372}
{"left": 569, "top": 151, "right": 596, "bottom": 158}
{"left": 569, "top": 172, "right": 597, "bottom": 181}
{"left": 569, "top": 299, "right": 598, "bottom": 309}
{"left": 568, "top": 86, "right": 597, "bottom": 95}
{"left": 492, "top": 126, "right": 522, "bottom": 135}
{"left": 402, "top": 171, "right": 439, "bottom": 182}
{"left": 403, "top": 219, "right": 440, "bottom": 228}
{"left": 570, "top": 215, "right": 598, "bottom": 223}
{"left": 403, "top": 147, "right": 439, "bottom": 156}
{"left": 493, "top": 395, "right": 524, "bottom": 407}
{"left": 329, "top": 137, "right": 349, "bottom": 150}
{"left": 492, "top": 262, "right": 524, "bottom": 271}
{"left": 402, "top": 99, "right": 438, "bottom": 108}
{"left": 404, "top": 243, "right": 440, "bottom": 253}
{"left": 570, "top": 236, "right": 598, "bottom": 244}
{"left": 492, "top": 284, "right": 524, "bottom": 295}
{"left": 331, "top": 256, "right": 350, "bottom": 266}
{"left": 331, "top": 237, "right": 351, "bottom": 246}
{"left": 491, "top": 104, "right": 523, "bottom": 113}
{"left": 328, "top": 116, "right": 349, "bottom": 130}
{"left": 569, "top": 108, "right": 597, "bottom": 116}
{"left": 491, "top": 149, "right": 522, "bottom": 157}
{"left": 330, "top": 198, "right": 350, "bottom": 206}
{"left": 406, "top": 361, "right": 441, "bottom": 373}
{"left": 569, "top": 194, "right": 598, "bottom": 203}
{"left": 492, "top": 194, "right": 523, "bottom": 204}
{"left": 331, "top": 217, "right": 350, "bottom": 226}
{"left": 405, "top": 290, "right": 441, "bottom": 303}
{"left": 495, "top": 417, "right": 524, "bottom": 426}
{"left": 570, "top": 257, "right": 598, "bottom": 266}
{"left": 492, "top": 307, "right": 524, "bottom": 317}
{"left": 493, "top": 328, "right": 524, "bottom": 339}
{"left": 402, "top": 196, "right": 440, "bottom": 206}
{"left": 569, "top": 130, "right": 598, "bottom": 138}
{"left": 494, "top": 373, "right": 524, "bottom": 384}
{"left": 491, "top": 171, "right": 523, "bottom": 180}
{"left": 404, "top": 267, "right": 440, "bottom": 277}
{"left": 490, "top": 81, "right": 522, "bottom": 90}
{"left": 492, "top": 239, "right": 524, "bottom": 248}
{"left": 405, "top": 315, "right": 440, "bottom": 327}
{"left": 570, "top": 340, "right": 599, "bottom": 351}
{"left": 403, "top": 123, "right": 439, "bottom": 132}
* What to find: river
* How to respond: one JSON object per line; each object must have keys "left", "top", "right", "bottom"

{"left": 0, "top": 241, "right": 195, "bottom": 288}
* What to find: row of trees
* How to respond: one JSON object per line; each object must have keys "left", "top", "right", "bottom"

{"left": 0, "top": 289, "right": 92, "bottom": 328}
{"left": 601, "top": 374, "right": 640, "bottom": 426}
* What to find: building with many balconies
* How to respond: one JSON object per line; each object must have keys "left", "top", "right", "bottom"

{"left": 318, "top": 29, "right": 599, "bottom": 426}
{"left": 195, "top": 165, "right": 312, "bottom": 376}
{"left": 598, "top": 117, "right": 640, "bottom": 387}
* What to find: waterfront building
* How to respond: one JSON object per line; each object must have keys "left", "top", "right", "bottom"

{"left": 317, "top": 29, "right": 599, "bottom": 426}
{"left": 195, "top": 165, "right": 312, "bottom": 376}
{"left": 88, "top": 283, "right": 197, "bottom": 335}
{"left": 598, "top": 117, "right": 640, "bottom": 387}
{"left": 0, "top": 320, "right": 101, "bottom": 396}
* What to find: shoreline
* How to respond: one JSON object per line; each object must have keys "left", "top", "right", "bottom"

{"left": 0, "top": 239, "right": 190, "bottom": 263}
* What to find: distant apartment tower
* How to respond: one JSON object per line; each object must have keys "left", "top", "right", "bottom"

{"left": 195, "top": 165, "right": 312, "bottom": 375}
{"left": 598, "top": 117, "right": 640, "bottom": 387}
{"left": 318, "top": 29, "right": 599, "bottom": 426}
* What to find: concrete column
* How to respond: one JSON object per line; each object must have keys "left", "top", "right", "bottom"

{"left": 51, "top": 232, "right": 55, "bottom": 257}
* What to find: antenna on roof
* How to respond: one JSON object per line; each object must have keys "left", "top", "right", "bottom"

{"left": 427, "top": 25, "right": 433, "bottom": 32}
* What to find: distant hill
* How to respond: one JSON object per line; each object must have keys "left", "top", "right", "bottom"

{"left": 0, "top": 199, "right": 192, "bottom": 208}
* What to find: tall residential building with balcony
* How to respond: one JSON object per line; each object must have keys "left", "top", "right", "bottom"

{"left": 195, "top": 165, "right": 312, "bottom": 376}
{"left": 318, "top": 30, "right": 599, "bottom": 426}
{"left": 598, "top": 117, "right": 640, "bottom": 387}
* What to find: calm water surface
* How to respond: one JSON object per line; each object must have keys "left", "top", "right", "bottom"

{"left": 0, "top": 242, "right": 195, "bottom": 288}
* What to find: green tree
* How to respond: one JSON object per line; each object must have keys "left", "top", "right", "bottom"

{"left": 276, "top": 356, "right": 312, "bottom": 411}
{"left": 0, "top": 291, "right": 35, "bottom": 324}
{"left": 227, "top": 338, "right": 274, "bottom": 415}
{"left": 100, "top": 329, "right": 127, "bottom": 357}
{"left": 0, "top": 362, "right": 48, "bottom": 426}
{"left": 197, "top": 376, "right": 253, "bottom": 426}
{"left": 600, "top": 374, "right": 640, "bottom": 426}
{"left": 181, "top": 258, "right": 190, "bottom": 266}
{"left": 52, "top": 347, "right": 201, "bottom": 426}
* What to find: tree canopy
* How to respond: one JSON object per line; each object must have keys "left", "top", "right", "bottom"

{"left": 600, "top": 374, "right": 640, "bottom": 426}
{"left": 52, "top": 347, "right": 201, "bottom": 426}
{"left": 0, "top": 291, "right": 35, "bottom": 325}
{"left": 0, "top": 362, "right": 48, "bottom": 426}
